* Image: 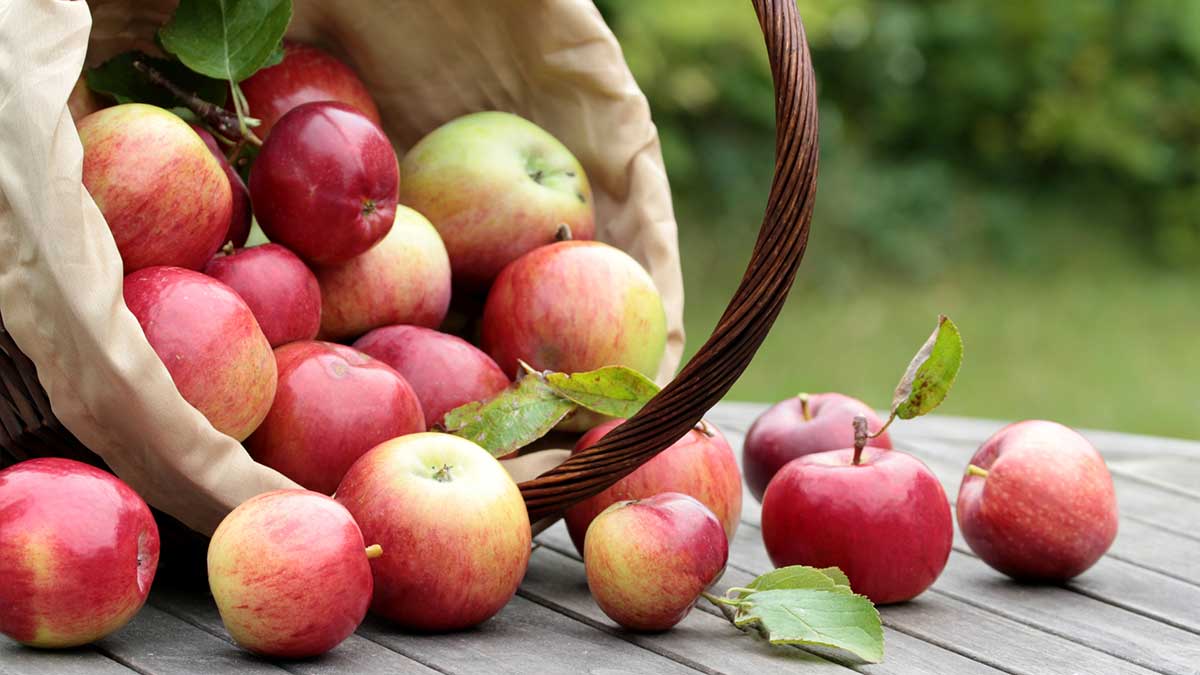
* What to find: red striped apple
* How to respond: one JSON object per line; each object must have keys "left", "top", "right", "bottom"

{"left": 584, "top": 492, "right": 728, "bottom": 631}
{"left": 204, "top": 244, "right": 321, "bottom": 348}
{"left": 246, "top": 341, "right": 425, "bottom": 494}
{"left": 0, "top": 458, "right": 159, "bottom": 648}
{"left": 565, "top": 419, "right": 742, "bottom": 555}
{"left": 79, "top": 103, "right": 231, "bottom": 272}
{"left": 208, "top": 490, "right": 378, "bottom": 658}
{"left": 482, "top": 241, "right": 666, "bottom": 379}
{"left": 123, "top": 266, "right": 276, "bottom": 440}
{"left": 400, "top": 111, "right": 594, "bottom": 288}
{"left": 336, "top": 433, "right": 531, "bottom": 631}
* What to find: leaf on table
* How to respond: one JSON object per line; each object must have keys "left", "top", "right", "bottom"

{"left": 738, "top": 565, "right": 852, "bottom": 596}
{"left": 890, "top": 314, "right": 963, "bottom": 420}
{"left": 85, "top": 52, "right": 228, "bottom": 108}
{"left": 543, "top": 365, "right": 660, "bottom": 418}
{"left": 159, "top": 0, "right": 292, "bottom": 83}
{"left": 734, "top": 589, "right": 884, "bottom": 663}
{"left": 442, "top": 375, "right": 575, "bottom": 457}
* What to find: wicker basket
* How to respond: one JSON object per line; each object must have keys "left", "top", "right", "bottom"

{"left": 0, "top": 0, "right": 816, "bottom": 531}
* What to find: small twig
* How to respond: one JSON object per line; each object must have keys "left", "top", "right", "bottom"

{"left": 131, "top": 58, "right": 259, "bottom": 146}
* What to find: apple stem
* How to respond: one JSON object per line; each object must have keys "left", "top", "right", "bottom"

{"left": 130, "top": 58, "right": 258, "bottom": 146}
{"left": 966, "top": 464, "right": 989, "bottom": 479}
{"left": 852, "top": 415, "right": 869, "bottom": 465}
{"left": 798, "top": 393, "right": 812, "bottom": 421}
{"left": 867, "top": 413, "right": 895, "bottom": 440}
{"left": 365, "top": 544, "right": 383, "bottom": 559}
{"left": 555, "top": 223, "right": 573, "bottom": 241}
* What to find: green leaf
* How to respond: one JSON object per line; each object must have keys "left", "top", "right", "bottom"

{"left": 543, "top": 365, "right": 660, "bottom": 418}
{"left": 740, "top": 565, "right": 851, "bottom": 596}
{"left": 85, "top": 52, "right": 228, "bottom": 108}
{"left": 733, "top": 589, "right": 884, "bottom": 663}
{"left": 441, "top": 375, "right": 575, "bottom": 457}
{"left": 890, "top": 315, "right": 963, "bottom": 420}
{"left": 159, "top": 0, "right": 293, "bottom": 83}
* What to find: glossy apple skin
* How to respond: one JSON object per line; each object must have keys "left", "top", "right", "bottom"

{"left": 957, "top": 420, "right": 1118, "bottom": 581}
{"left": 353, "top": 325, "right": 510, "bottom": 428}
{"left": 762, "top": 448, "right": 952, "bottom": 604}
{"left": 482, "top": 241, "right": 666, "bottom": 379}
{"left": 204, "top": 244, "right": 321, "bottom": 347}
{"left": 249, "top": 101, "right": 398, "bottom": 265}
{"left": 239, "top": 41, "right": 381, "bottom": 139}
{"left": 246, "top": 341, "right": 425, "bottom": 494}
{"left": 191, "top": 124, "right": 252, "bottom": 247}
{"left": 123, "top": 267, "right": 277, "bottom": 440}
{"left": 79, "top": 103, "right": 231, "bottom": 272}
{"left": 565, "top": 419, "right": 742, "bottom": 555}
{"left": 400, "top": 111, "right": 595, "bottom": 288}
{"left": 315, "top": 205, "right": 451, "bottom": 341}
{"left": 0, "top": 458, "right": 159, "bottom": 648}
{"left": 743, "top": 393, "right": 893, "bottom": 502}
{"left": 208, "top": 490, "right": 373, "bottom": 658}
{"left": 585, "top": 492, "right": 728, "bottom": 632}
{"left": 336, "top": 433, "right": 531, "bottom": 631}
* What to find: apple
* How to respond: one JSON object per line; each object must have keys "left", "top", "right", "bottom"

{"left": 208, "top": 489, "right": 378, "bottom": 658}
{"left": 956, "top": 420, "right": 1118, "bottom": 581}
{"left": 399, "top": 111, "right": 595, "bottom": 288}
{"left": 315, "top": 205, "right": 451, "bottom": 341}
{"left": 761, "top": 446, "right": 952, "bottom": 604}
{"left": 191, "top": 124, "right": 252, "bottom": 248}
{"left": 0, "top": 458, "right": 159, "bottom": 648}
{"left": 239, "top": 41, "right": 382, "bottom": 139}
{"left": 246, "top": 341, "right": 425, "bottom": 494}
{"left": 353, "top": 325, "right": 509, "bottom": 428}
{"left": 124, "top": 267, "right": 276, "bottom": 440}
{"left": 203, "top": 244, "right": 321, "bottom": 348}
{"left": 79, "top": 103, "right": 231, "bottom": 272}
{"left": 249, "top": 101, "right": 398, "bottom": 265}
{"left": 564, "top": 419, "right": 742, "bottom": 555}
{"left": 336, "top": 433, "right": 531, "bottom": 631}
{"left": 743, "top": 393, "right": 893, "bottom": 502}
{"left": 482, "top": 241, "right": 666, "bottom": 379}
{"left": 584, "top": 492, "right": 728, "bottom": 632}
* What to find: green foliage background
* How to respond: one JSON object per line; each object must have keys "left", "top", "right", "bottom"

{"left": 597, "top": 0, "right": 1200, "bottom": 438}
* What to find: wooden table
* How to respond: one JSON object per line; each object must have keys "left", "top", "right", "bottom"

{"left": 4, "top": 402, "right": 1198, "bottom": 674}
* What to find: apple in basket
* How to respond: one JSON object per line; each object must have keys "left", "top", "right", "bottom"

{"left": 203, "top": 243, "right": 321, "bottom": 348}
{"left": 400, "top": 111, "right": 595, "bottom": 288}
{"left": 191, "top": 123, "right": 253, "bottom": 248}
{"left": 0, "top": 458, "right": 159, "bottom": 648}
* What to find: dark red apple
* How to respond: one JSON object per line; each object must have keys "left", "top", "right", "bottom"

{"left": 743, "top": 393, "right": 893, "bottom": 502}
{"left": 0, "top": 458, "right": 159, "bottom": 648}
{"left": 191, "top": 124, "right": 252, "bottom": 247}
{"left": 353, "top": 325, "right": 510, "bottom": 428}
{"left": 957, "top": 420, "right": 1118, "bottom": 581}
{"left": 239, "top": 41, "right": 382, "bottom": 139}
{"left": 761, "top": 446, "right": 952, "bottom": 604}
{"left": 246, "top": 341, "right": 425, "bottom": 494}
{"left": 565, "top": 419, "right": 742, "bottom": 555}
{"left": 123, "top": 266, "right": 277, "bottom": 441}
{"left": 249, "top": 102, "right": 398, "bottom": 265}
{"left": 204, "top": 244, "right": 320, "bottom": 348}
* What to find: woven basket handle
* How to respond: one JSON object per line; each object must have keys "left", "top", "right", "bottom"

{"left": 518, "top": 0, "right": 818, "bottom": 521}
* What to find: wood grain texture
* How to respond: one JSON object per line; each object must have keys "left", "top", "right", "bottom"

{"left": 0, "top": 638, "right": 135, "bottom": 675}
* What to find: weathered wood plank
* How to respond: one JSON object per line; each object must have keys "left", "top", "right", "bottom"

{"left": 0, "top": 638, "right": 135, "bottom": 675}
{"left": 150, "top": 587, "right": 439, "bottom": 675}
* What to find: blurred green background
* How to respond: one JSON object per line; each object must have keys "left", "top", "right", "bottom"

{"left": 597, "top": 0, "right": 1199, "bottom": 439}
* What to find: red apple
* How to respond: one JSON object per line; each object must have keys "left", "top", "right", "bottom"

{"left": 336, "top": 433, "right": 531, "bottom": 631}
{"left": 957, "top": 420, "right": 1118, "bottom": 581}
{"left": 315, "top": 205, "right": 451, "bottom": 341}
{"left": 482, "top": 241, "right": 666, "bottom": 379}
{"left": 191, "top": 124, "right": 252, "bottom": 247}
{"left": 79, "top": 103, "right": 231, "bottom": 271}
{"left": 353, "top": 325, "right": 509, "bottom": 428}
{"left": 585, "top": 492, "right": 727, "bottom": 632}
{"left": 249, "top": 101, "right": 398, "bottom": 265}
{"left": 239, "top": 41, "right": 381, "bottom": 139}
{"left": 246, "top": 341, "right": 425, "bottom": 494}
{"left": 565, "top": 419, "right": 742, "bottom": 555}
{"left": 208, "top": 489, "right": 378, "bottom": 658}
{"left": 203, "top": 244, "right": 321, "bottom": 347}
{"left": 743, "top": 393, "right": 893, "bottom": 502}
{"left": 123, "top": 266, "right": 276, "bottom": 440}
{"left": 0, "top": 458, "right": 159, "bottom": 648}
{"left": 762, "top": 447, "right": 952, "bottom": 604}
{"left": 400, "top": 111, "right": 595, "bottom": 288}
